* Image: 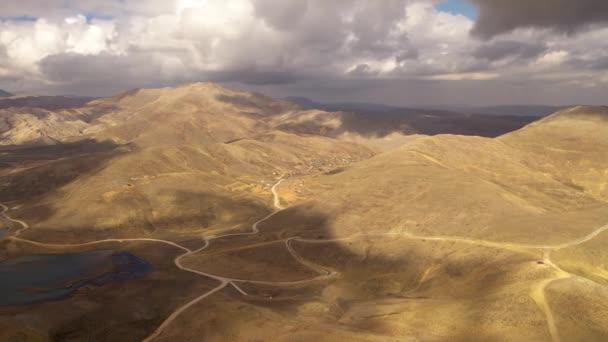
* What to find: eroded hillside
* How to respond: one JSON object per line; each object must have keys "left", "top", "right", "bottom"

{"left": 0, "top": 84, "right": 374, "bottom": 242}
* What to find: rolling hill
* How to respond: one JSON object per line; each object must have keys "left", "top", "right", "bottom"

{"left": 0, "top": 84, "right": 606, "bottom": 341}
{"left": 0, "top": 83, "right": 373, "bottom": 242}
{"left": 232, "top": 105, "right": 608, "bottom": 341}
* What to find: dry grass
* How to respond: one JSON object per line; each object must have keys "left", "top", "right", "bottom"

{"left": 1, "top": 85, "right": 607, "bottom": 341}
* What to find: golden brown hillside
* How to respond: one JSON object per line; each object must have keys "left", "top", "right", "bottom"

{"left": 84, "top": 83, "right": 297, "bottom": 146}
{"left": 0, "top": 108, "right": 88, "bottom": 145}
{"left": 235, "top": 106, "right": 608, "bottom": 341}
{"left": 0, "top": 84, "right": 373, "bottom": 242}
{"left": 500, "top": 106, "right": 608, "bottom": 201}
{"left": 1, "top": 87, "right": 607, "bottom": 342}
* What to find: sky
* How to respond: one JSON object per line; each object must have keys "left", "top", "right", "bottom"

{"left": 0, "top": 0, "right": 608, "bottom": 106}
{"left": 437, "top": 0, "right": 477, "bottom": 19}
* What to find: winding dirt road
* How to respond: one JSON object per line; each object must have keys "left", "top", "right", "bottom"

{"left": 2, "top": 179, "right": 337, "bottom": 341}
{"left": 530, "top": 250, "right": 573, "bottom": 342}
{"left": 1, "top": 203, "right": 29, "bottom": 236}
{"left": 289, "top": 229, "right": 608, "bottom": 342}
{"left": 141, "top": 280, "right": 229, "bottom": 342}
{"left": 3, "top": 177, "right": 608, "bottom": 342}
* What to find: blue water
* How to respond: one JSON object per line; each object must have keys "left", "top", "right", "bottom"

{"left": 0, "top": 250, "right": 153, "bottom": 306}
{"left": 0, "top": 216, "right": 12, "bottom": 239}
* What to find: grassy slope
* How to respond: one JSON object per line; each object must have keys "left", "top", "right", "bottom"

{"left": 2, "top": 85, "right": 607, "bottom": 341}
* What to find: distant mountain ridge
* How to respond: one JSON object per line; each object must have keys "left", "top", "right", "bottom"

{"left": 285, "top": 96, "right": 400, "bottom": 112}
{"left": 0, "top": 83, "right": 547, "bottom": 146}
{"left": 284, "top": 96, "right": 541, "bottom": 138}
{"left": 285, "top": 96, "right": 569, "bottom": 117}
{"left": 0, "top": 95, "right": 94, "bottom": 110}
{"left": 0, "top": 89, "right": 13, "bottom": 98}
{"left": 433, "top": 105, "right": 571, "bottom": 117}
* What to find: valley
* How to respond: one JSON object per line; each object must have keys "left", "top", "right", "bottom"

{"left": 1, "top": 84, "right": 607, "bottom": 341}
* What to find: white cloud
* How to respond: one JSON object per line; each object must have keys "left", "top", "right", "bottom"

{"left": 424, "top": 72, "right": 499, "bottom": 81}
{"left": 0, "top": 0, "right": 607, "bottom": 105}
{"left": 536, "top": 50, "right": 570, "bottom": 67}
{"left": 64, "top": 15, "right": 116, "bottom": 55}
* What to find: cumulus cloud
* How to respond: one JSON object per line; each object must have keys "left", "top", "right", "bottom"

{"left": 0, "top": 0, "right": 172, "bottom": 19}
{"left": 473, "top": 40, "right": 547, "bottom": 61}
{"left": 348, "top": 63, "right": 378, "bottom": 77}
{"left": 0, "top": 0, "right": 607, "bottom": 105}
{"left": 252, "top": 0, "right": 309, "bottom": 30}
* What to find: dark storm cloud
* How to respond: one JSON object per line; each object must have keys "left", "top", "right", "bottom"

{"left": 470, "top": 0, "right": 608, "bottom": 39}
{"left": 40, "top": 53, "right": 160, "bottom": 83}
{"left": 473, "top": 40, "right": 547, "bottom": 61}
{"left": 38, "top": 52, "right": 184, "bottom": 95}
{"left": 396, "top": 48, "right": 419, "bottom": 62}
{"left": 348, "top": 0, "right": 409, "bottom": 57}
{"left": 347, "top": 64, "right": 377, "bottom": 77}
{"left": 39, "top": 52, "right": 303, "bottom": 95}
{"left": 591, "top": 57, "right": 608, "bottom": 70}
{"left": 568, "top": 56, "right": 608, "bottom": 71}
{"left": 252, "top": 0, "right": 309, "bottom": 30}
{"left": 240, "top": 77, "right": 608, "bottom": 107}
{"left": 206, "top": 69, "right": 304, "bottom": 85}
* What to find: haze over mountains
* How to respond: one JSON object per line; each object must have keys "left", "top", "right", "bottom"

{"left": 0, "top": 82, "right": 607, "bottom": 341}
{"left": 286, "top": 96, "right": 567, "bottom": 117}
{"left": 285, "top": 96, "right": 547, "bottom": 139}
{"left": 0, "top": 84, "right": 549, "bottom": 148}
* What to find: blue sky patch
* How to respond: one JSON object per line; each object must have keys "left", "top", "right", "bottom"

{"left": 85, "top": 13, "right": 115, "bottom": 23}
{"left": 437, "top": 0, "right": 478, "bottom": 19}
{"left": 0, "top": 15, "right": 38, "bottom": 22}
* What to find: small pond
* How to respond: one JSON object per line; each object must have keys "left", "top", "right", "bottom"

{"left": 0, "top": 250, "right": 153, "bottom": 306}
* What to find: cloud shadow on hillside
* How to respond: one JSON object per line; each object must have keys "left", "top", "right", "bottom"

{"left": 0, "top": 156, "right": 524, "bottom": 341}
{"left": 227, "top": 204, "right": 518, "bottom": 340}
{"left": 95, "top": 199, "right": 527, "bottom": 341}
{"left": 0, "top": 139, "right": 128, "bottom": 224}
